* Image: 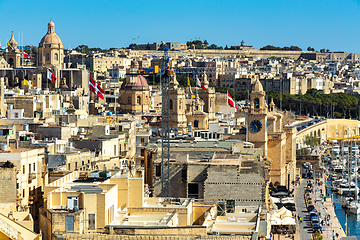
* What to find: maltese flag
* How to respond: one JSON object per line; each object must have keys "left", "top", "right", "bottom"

{"left": 196, "top": 76, "right": 207, "bottom": 90}
{"left": 47, "top": 69, "right": 56, "bottom": 84}
{"left": 23, "top": 50, "right": 33, "bottom": 60}
{"left": 228, "top": 92, "right": 238, "bottom": 110}
{"left": 89, "top": 76, "right": 104, "bottom": 99}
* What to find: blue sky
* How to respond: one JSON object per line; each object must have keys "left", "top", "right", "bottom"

{"left": 1, "top": 0, "right": 360, "bottom": 52}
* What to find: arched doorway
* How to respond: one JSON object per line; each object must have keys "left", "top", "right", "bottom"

{"left": 8, "top": 58, "right": 14, "bottom": 67}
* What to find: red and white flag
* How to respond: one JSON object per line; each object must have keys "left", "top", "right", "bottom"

{"left": 47, "top": 69, "right": 56, "bottom": 84}
{"left": 228, "top": 92, "right": 238, "bottom": 110}
{"left": 196, "top": 76, "right": 207, "bottom": 90}
{"left": 89, "top": 76, "right": 104, "bottom": 99}
{"left": 23, "top": 50, "right": 33, "bottom": 60}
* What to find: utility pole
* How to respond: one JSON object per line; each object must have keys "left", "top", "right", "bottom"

{"left": 161, "top": 49, "right": 171, "bottom": 198}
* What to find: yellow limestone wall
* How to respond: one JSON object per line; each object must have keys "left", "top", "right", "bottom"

{"left": 109, "top": 176, "right": 144, "bottom": 208}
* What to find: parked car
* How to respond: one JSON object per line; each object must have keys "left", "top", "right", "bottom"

{"left": 313, "top": 223, "right": 321, "bottom": 232}
{"left": 308, "top": 205, "right": 315, "bottom": 212}
{"left": 311, "top": 216, "right": 319, "bottom": 226}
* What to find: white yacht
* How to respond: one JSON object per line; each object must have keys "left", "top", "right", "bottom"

{"left": 332, "top": 145, "right": 340, "bottom": 157}
{"left": 352, "top": 146, "right": 359, "bottom": 156}
{"left": 344, "top": 138, "right": 360, "bottom": 214}
{"left": 337, "top": 181, "right": 358, "bottom": 195}
{"left": 346, "top": 200, "right": 360, "bottom": 215}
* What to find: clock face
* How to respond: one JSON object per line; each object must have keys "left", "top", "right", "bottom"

{"left": 250, "top": 120, "right": 262, "bottom": 132}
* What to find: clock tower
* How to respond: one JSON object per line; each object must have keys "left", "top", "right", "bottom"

{"left": 247, "top": 79, "right": 268, "bottom": 155}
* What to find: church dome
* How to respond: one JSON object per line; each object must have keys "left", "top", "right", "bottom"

{"left": 252, "top": 79, "right": 263, "bottom": 92}
{"left": 39, "top": 20, "right": 63, "bottom": 46}
{"left": 121, "top": 75, "right": 149, "bottom": 89}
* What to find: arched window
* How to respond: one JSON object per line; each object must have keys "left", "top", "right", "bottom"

{"left": 46, "top": 54, "right": 50, "bottom": 61}
{"left": 137, "top": 96, "right": 141, "bottom": 105}
{"left": 128, "top": 97, "right": 131, "bottom": 104}
{"left": 194, "top": 120, "right": 199, "bottom": 128}
{"left": 178, "top": 100, "right": 181, "bottom": 109}
{"left": 254, "top": 98, "right": 260, "bottom": 108}
{"left": 169, "top": 99, "right": 173, "bottom": 110}
{"left": 54, "top": 53, "right": 58, "bottom": 61}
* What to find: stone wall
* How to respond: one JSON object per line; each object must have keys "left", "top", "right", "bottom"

{"left": 57, "top": 232, "right": 251, "bottom": 240}
{"left": 204, "top": 161, "right": 265, "bottom": 206}
{"left": 0, "top": 168, "right": 17, "bottom": 203}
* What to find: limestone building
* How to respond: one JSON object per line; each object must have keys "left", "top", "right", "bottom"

{"left": 4, "top": 33, "right": 21, "bottom": 68}
{"left": 168, "top": 76, "right": 216, "bottom": 131}
{"left": 38, "top": 20, "right": 64, "bottom": 87}
{"left": 169, "top": 77, "right": 187, "bottom": 128}
{"left": 246, "top": 79, "right": 296, "bottom": 187}
{"left": 119, "top": 74, "right": 150, "bottom": 114}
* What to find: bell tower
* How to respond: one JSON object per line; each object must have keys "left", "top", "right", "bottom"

{"left": 169, "top": 76, "right": 187, "bottom": 130}
{"left": 247, "top": 79, "right": 268, "bottom": 155}
{"left": 4, "top": 33, "right": 21, "bottom": 68}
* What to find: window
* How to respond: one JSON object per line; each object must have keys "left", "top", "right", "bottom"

{"left": 194, "top": 120, "right": 199, "bottom": 128}
{"left": 138, "top": 146, "right": 144, "bottom": 156}
{"left": 137, "top": 96, "right": 141, "bottom": 105}
{"left": 65, "top": 216, "right": 74, "bottom": 231}
{"left": 88, "top": 214, "right": 95, "bottom": 230}
{"left": 54, "top": 53, "right": 58, "bottom": 60}
{"left": 188, "top": 183, "right": 199, "bottom": 198}
{"left": 169, "top": 99, "right": 173, "bottom": 110}
{"left": 29, "top": 164, "right": 31, "bottom": 173}
{"left": 127, "top": 97, "right": 131, "bottom": 104}
{"left": 140, "top": 138, "right": 145, "bottom": 147}
{"left": 23, "top": 165, "right": 25, "bottom": 174}
{"left": 254, "top": 98, "right": 260, "bottom": 108}
{"left": 14, "top": 112, "right": 19, "bottom": 118}
{"left": 155, "top": 165, "right": 161, "bottom": 177}
{"left": 33, "top": 163, "right": 35, "bottom": 171}
{"left": 46, "top": 54, "right": 50, "bottom": 61}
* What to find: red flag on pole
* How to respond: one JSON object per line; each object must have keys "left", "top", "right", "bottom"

{"left": 23, "top": 50, "right": 33, "bottom": 60}
{"left": 196, "top": 76, "right": 207, "bottom": 90}
{"left": 89, "top": 76, "right": 104, "bottom": 99}
{"left": 47, "top": 69, "right": 56, "bottom": 84}
{"left": 228, "top": 92, "right": 238, "bottom": 110}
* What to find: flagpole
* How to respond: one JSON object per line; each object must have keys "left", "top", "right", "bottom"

{"left": 21, "top": 31, "right": 23, "bottom": 68}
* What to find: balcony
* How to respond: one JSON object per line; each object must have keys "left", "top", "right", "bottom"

{"left": 28, "top": 173, "right": 36, "bottom": 180}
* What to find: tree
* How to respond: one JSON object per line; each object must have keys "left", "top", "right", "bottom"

{"left": 128, "top": 43, "right": 138, "bottom": 50}
{"left": 146, "top": 43, "right": 151, "bottom": 50}
{"left": 320, "top": 49, "right": 325, "bottom": 53}
{"left": 289, "top": 46, "right": 302, "bottom": 51}
{"left": 307, "top": 47, "right": 315, "bottom": 51}
{"left": 203, "top": 40, "right": 208, "bottom": 48}
{"left": 304, "top": 135, "right": 320, "bottom": 147}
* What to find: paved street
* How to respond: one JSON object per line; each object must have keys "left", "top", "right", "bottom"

{"left": 295, "top": 179, "right": 313, "bottom": 240}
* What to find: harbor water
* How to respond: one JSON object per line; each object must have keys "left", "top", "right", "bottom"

{"left": 327, "top": 185, "right": 360, "bottom": 239}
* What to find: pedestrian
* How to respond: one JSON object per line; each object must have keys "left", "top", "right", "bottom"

{"left": 299, "top": 216, "right": 302, "bottom": 223}
{"left": 336, "top": 232, "right": 339, "bottom": 239}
